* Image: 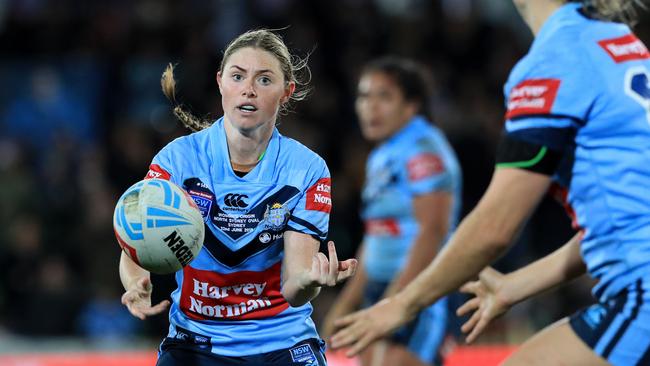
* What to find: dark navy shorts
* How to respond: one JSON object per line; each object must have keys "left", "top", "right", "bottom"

{"left": 569, "top": 280, "right": 650, "bottom": 366}
{"left": 363, "top": 280, "right": 448, "bottom": 365}
{"left": 156, "top": 327, "right": 327, "bottom": 366}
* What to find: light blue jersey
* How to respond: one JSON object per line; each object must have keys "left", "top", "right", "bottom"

{"left": 361, "top": 116, "right": 462, "bottom": 282}
{"left": 502, "top": 3, "right": 650, "bottom": 302}
{"left": 145, "top": 118, "right": 332, "bottom": 356}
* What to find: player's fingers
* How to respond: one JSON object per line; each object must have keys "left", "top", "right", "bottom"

{"left": 317, "top": 252, "right": 329, "bottom": 284}
{"left": 456, "top": 297, "right": 480, "bottom": 317}
{"left": 330, "top": 324, "right": 359, "bottom": 350}
{"left": 142, "top": 300, "right": 171, "bottom": 315}
{"left": 346, "top": 333, "right": 375, "bottom": 357}
{"left": 336, "top": 259, "right": 358, "bottom": 283}
{"left": 466, "top": 317, "right": 490, "bottom": 344}
{"left": 459, "top": 281, "right": 478, "bottom": 295}
{"left": 333, "top": 310, "right": 360, "bottom": 328}
{"left": 461, "top": 308, "right": 481, "bottom": 334}
{"left": 326, "top": 241, "right": 338, "bottom": 286}
{"left": 126, "top": 302, "right": 146, "bottom": 320}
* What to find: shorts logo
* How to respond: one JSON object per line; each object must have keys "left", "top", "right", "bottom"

{"left": 290, "top": 344, "right": 316, "bottom": 364}
{"left": 407, "top": 153, "right": 443, "bottom": 181}
{"left": 224, "top": 193, "right": 249, "bottom": 208}
{"left": 306, "top": 178, "right": 332, "bottom": 213}
{"left": 145, "top": 164, "right": 171, "bottom": 180}
{"left": 506, "top": 78, "right": 561, "bottom": 120}
{"left": 598, "top": 34, "right": 650, "bottom": 63}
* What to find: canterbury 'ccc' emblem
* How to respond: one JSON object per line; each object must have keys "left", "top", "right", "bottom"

{"left": 224, "top": 193, "right": 249, "bottom": 208}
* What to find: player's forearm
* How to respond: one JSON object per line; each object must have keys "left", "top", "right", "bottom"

{"left": 119, "top": 251, "right": 150, "bottom": 291}
{"left": 281, "top": 276, "right": 321, "bottom": 307}
{"left": 503, "top": 232, "right": 585, "bottom": 306}
{"left": 401, "top": 206, "right": 512, "bottom": 315}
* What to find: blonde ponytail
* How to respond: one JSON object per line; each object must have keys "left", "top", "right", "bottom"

{"left": 161, "top": 63, "right": 212, "bottom": 132}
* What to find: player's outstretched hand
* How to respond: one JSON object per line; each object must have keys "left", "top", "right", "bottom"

{"left": 307, "top": 241, "right": 358, "bottom": 287}
{"left": 121, "top": 277, "right": 170, "bottom": 320}
{"left": 330, "top": 296, "right": 413, "bottom": 357}
{"left": 457, "top": 267, "right": 510, "bottom": 343}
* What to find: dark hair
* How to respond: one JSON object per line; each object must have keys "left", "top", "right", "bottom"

{"left": 161, "top": 29, "right": 311, "bottom": 131}
{"left": 575, "top": 0, "right": 648, "bottom": 25}
{"left": 360, "top": 56, "right": 434, "bottom": 120}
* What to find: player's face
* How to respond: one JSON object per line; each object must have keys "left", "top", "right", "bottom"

{"left": 217, "top": 47, "right": 294, "bottom": 133}
{"left": 355, "top": 71, "right": 418, "bottom": 142}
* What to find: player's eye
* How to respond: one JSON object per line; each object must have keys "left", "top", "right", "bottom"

{"left": 258, "top": 76, "right": 272, "bottom": 85}
{"left": 232, "top": 73, "right": 243, "bottom": 81}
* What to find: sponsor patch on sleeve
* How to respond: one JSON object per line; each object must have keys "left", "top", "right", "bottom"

{"left": 598, "top": 34, "right": 650, "bottom": 63}
{"left": 407, "top": 153, "right": 444, "bottom": 181}
{"left": 145, "top": 164, "right": 171, "bottom": 180}
{"left": 505, "top": 79, "right": 561, "bottom": 120}
{"left": 305, "top": 177, "right": 332, "bottom": 213}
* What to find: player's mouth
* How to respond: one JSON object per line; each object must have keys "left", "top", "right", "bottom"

{"left": 237, "top": 104, "right": 258, "bottom": 113}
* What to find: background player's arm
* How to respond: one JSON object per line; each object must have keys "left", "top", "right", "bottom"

{"left": 458, "top": 233, "right": 585, "bottom": 342}
{"left": 384, "top": 191, "right": 452, "bottom": 297}
{"left": 119, "top": 251, "right": 170, "bottom": 320}
{"left": 282, "top": 231, "right": 358, "bottom": 307}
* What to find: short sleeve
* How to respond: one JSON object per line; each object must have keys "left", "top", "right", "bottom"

{"left": 402, "top": 138, "right": 453, "bottom": 196}
{"left": 144, "top": 139, "right": 186, "bottom": 186}
{"left": 286, "top": 158, "right": 331, "bottom": 241}
{"left": 503, "top": 47, "right": 595, "bottom": 148}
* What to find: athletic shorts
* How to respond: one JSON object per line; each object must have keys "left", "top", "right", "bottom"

{"left": 362, "top": 280, "right": 448, "bottom": 365}
{"left": 156, "top": 326, "right": 327, "bottom": 366}
{"left": 569, "top": 279, "right": 650, "bottom": 366}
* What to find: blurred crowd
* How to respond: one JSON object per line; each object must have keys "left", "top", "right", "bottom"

{"left": 2, "top": 0, "right": 643, "bottom": 346}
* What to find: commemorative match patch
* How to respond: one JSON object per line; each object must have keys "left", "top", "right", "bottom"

{"left": 306, "top": 178, "right": 331, "bottom": 213}
{"left": 506, "top": 78, "right": 560, "bottom": 119}
{"left": 145, "top": 164, "right": 171, "bottom": 180}
{"left": 598, "top": 34, "right": 650, "bottom": 63}
{"left": 289, "top": 344, "right": 316, "bottom": 364}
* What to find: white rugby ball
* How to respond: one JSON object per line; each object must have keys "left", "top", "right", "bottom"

{"left": 113, "top": 178, "right": 205, "bottom": 274}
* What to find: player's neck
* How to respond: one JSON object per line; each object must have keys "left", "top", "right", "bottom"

{"left": 224, "top": 119, "right": 273, "bottom": 171}
{"left": 522, "top": 1, "right": 563, "bottom": 36}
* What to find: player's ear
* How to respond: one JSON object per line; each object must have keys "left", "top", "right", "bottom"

{"left": 216, "top": 71, "right": 223, "bottom": 94}
{"left": 282, "top": 81, "right": 296, "bottom": 104}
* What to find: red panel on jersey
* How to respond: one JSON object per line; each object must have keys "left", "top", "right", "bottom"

{"left": 598, "top": 34, "right": 650, "bottom": 63}
{"left": 364, "top": 218, "right": 401, "bottom": 236}
{"left": 505, "top": 79, "right": 561, "bottom": 119}
{"left": 407, "top": 153, "right": 444, "bottom": 181}
{"left": 179, "top": 262, "right": 289, "bottom": 321}
{"left": 305, "top": 178, "right": 332, "bottom": 213}
{"left": 145, "top": 164, "right": 171, "bottom": 180}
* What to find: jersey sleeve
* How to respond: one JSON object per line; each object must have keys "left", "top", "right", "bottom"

{"left": 144, "top": 138, "right": 186, "bottom": 186}
{"left": 401, "top": 137, "right": 453, "bottom": 196}
{"left": 286, "top": 158, "right": 331, "bottom": 242}
{"left": 503, "top": 46, "right": 596, "bottom": 149}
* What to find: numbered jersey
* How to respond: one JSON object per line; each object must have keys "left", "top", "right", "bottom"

{"left": 145, "top": 118, "right": 331, "bottom": 356}
{"left": 361, "top": 116, "right": 462, "bottom": 281}
{"left": 503, "top": 3, "right": 650, "bottom": 301}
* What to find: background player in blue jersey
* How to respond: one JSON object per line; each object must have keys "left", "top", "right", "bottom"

{"left": 118, "top": 29, "right": 357, "bottom": 366}
{"left": 331, "top": 1, "right": 650, "bottom": 365}
{"left": 321, "top": 57, "right": 461, "bottom": 366}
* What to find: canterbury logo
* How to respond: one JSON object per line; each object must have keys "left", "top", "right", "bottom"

{"left": 224, "top": 193, "right": 249, "bottom": 208}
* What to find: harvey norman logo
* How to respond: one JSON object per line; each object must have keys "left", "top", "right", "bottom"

{"left": 506, "top": 79, "right": 560, "bottom": 120}
{"left": 599, "top": 34, "right": 650, "bottom": 63}
{"left": 306, "top": 178, "right": 332, "bottom": 213}
{"left": 180, "top": 262, "right": 288, "bottom": 320}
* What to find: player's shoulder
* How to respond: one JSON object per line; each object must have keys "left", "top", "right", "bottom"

{"left": 277, "top": 133, "right": 328, "bottom": 170}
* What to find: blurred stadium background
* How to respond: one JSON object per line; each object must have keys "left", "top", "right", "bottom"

{"left": 1, "top": 0, "right": 648, "bottom": 365}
